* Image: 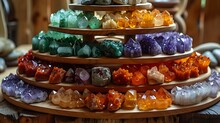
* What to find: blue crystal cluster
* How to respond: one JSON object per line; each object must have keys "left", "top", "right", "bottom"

{"left": 2, "top": 74, "right": 48, "bottom": 104}
{"left": 137, "top": 31, "right": 193, "bottom": 55}
{"left": 171, "top": 70, "right": 220, "bottom": 106}
{"left": 50, "top": 9, "right": 101, "bottom": 29}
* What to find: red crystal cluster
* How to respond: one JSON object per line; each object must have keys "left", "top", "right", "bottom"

{"left": 18, "top": 50, "right": 67, "bottom": 84}
{"left": 49, "top": 87, "right": 171, "bottom": 111}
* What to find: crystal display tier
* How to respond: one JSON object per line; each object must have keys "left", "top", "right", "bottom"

{"left": 16, "top": 67, "right": 211, "bottom": 93}
{"left": 32, "top": 48, "right": 193, "bottom": 65}
{"left": 48, "top": 24, "right": 176, "bottom": 42}
{"left": 3, "top": 92, "right": 220, "bottom": 119}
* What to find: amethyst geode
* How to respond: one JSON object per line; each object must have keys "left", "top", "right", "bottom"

{"left": 123, "top": 38, "right": 142, "bottom": 57}
{"left": 139, "top": 36, "right": 162, "bottom": 56}
{"left": 1, "top": 73, "right": 48, "bottom": 104}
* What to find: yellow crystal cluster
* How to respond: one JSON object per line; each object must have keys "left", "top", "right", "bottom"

{"left": 100, "top": 9, "right": 174, "bottom": 29}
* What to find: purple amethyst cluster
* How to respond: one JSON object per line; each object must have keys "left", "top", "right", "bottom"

{"left": 171, "top": 70, "right": 220, "bottom": 106}
{"left": 1, "top": 73, "right": 48, "bottom": 104}
{"left": 137, "top": 31, "right": 193, "bottom": 56}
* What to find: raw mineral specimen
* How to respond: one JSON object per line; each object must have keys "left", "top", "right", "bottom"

{"left": 155, "top": 88, "right": 172, "bottom": 109}
{"left": 50, "top": 88, "right": 84, "bottom": 108}
{"left": 32, "top": 35, "right": 39, "bottom": 50}
{"left": 123, "top": 38, "right": 142, "bottom": 57}
{"left": 20, "top": 86, "right": 48, "bottom": 104}
{"left": 89, "top": 16, "right": 101, "bottom": 29}
{"left": 38, "top": 38, "right": 49, "bottom": 53}
{"left": 49, "top": 41, "right": 59, "bottom": 55}
{"left": 107, "top": 90, "right": 124, "bottom": 111}
{"left": 92, "top": 67, "right": 111, "bottom": 86}
{"left": 162, "top": 10, "right": 174, "bottom": 26}
{"left": 123, "top": 89, "right": 137, "bottom": 109}
{"left": 137, "top": 90, "right": 157, "bottom": 110}
{"left": 139, "top": 36, "right": 162, "bottom": 55}
{"left": 75, "top": 68, "right": 90, "bottom": 84}
{"left": 100, "top": 40, "right": 123, "bottom": 57}
{"left": 78, "top": 16, "right": 89, "bottom": 28}
{"left": 147, "top": 66, "right": 164, "bottom": 85}
{"left": 49, "top": 67, "right": 66, "bottom": 84}
{"left": 158, "top": 64, "right": 175, "bottom": 82}
{"left": 35, "top": 64, "right": 52, "bottom": 81}
{"left": 85, "top": 93, "right": 107, "bottom": 111}
{"left": 57, "top": 47, "right": 73, "bottom": 56}
{"left": 162, "top": 36, "right": 177, "bottom": 55}
{"left": 112, "top": 68, "right": 133, "bottom": 85}
{"left": 64, "top": 68, "right": 75, "bottom": 83}
{"left": 91, "top": 46, "right": 102, "bottom": 57}
{"left": 67, "top": 14, "right": 78, "bottom": 28}
{"left": 77, "top": 45, "right": 91, "bottom": 57}
{"left": 24, "top": 60, "right": 38, "bottom": 77}
{"left": 131, "top": 71, "right": 146, "bottom": 86}
{"left": 2, "top": 74, "right": 48, "bottom": 104}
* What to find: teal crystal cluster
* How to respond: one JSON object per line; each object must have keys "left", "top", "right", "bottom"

{"left": 50, "top": 9, "right": 101, "bottom": 29}
{"left": 100, "top": 40, "right": 123, "bottom": 57}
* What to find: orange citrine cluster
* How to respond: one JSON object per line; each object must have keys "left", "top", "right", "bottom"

{"left": 112, "top": 52, "right": 210, "bottom": 85}
{"left": 102, "top": 9, "right": 174, "bottom": 29}
{"left": 173, "top": 52, "right": 210, "bottom": 80}
{"left": 49, "top": 88, "right": 172, "bottom": 111}
{"left": 138, "top": 88, "right": 172, "bottom": 110}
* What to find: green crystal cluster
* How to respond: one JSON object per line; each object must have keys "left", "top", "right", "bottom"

{"left": 50, "top": 9, "right": 101, "bottom": 29}
{"left": 32, "top": 31, "right": 82, "bottom": 56}
{"left": 32, "top": 31, "right": 124, "bottom": 58}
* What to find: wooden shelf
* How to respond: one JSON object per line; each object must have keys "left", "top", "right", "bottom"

{"left": 149, "top": 0, "right": 180, "bottom": 8}
{"left": 3, "top": 91, "right": 220, "bottom": 119}
{"left": 16, "top": 67, "right": 211, "bottom": 93}
{"left": 48, "top": 24, "right": 176, "bottom": 36}
{"left": 32, "top": 48, "right": 193, "bottom": 65}
{"left": 69, "top": 3, "right": 152, "bottom": 11}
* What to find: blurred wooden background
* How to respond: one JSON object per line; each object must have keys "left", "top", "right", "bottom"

{"left": 8, "top": 0, "right": 220, "bottom": 46}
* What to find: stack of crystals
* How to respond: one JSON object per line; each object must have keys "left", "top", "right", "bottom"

{"left": 2, "top": 74, "right": 48, "bottom": 104}
{"left": 32, "top": 31, "right": 82, "bottom": 55}
{"left": 171, "top": 70, "right": 220, "bottom": 106}
{"left": 138, "top": 31, "right": 193, "bottom": 55}
{"left": 50, "top": 9, "right": 101, "bottom": 29}
{"left": 50, "top": 9, "right": 173, "bottom": 29}
{"left": 137, "top": 88, "right": 172, "bottom": 110}
{"left": 49, "top": 87, "right": 85, "bottom": 108}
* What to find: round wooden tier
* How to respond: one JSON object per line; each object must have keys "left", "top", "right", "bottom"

{"left": 148, "top": 0, "right": 180, "bottom": 8}
{"left": 3, "top": 92, "right": 220, "bottom": 119}
{"left": 32, "top": 48, "right": 193, "bottom": 65}
{"left": 16, "top": 67, "right": 211, "bottom": 93}
{"left": 69, "top": 3, "right": 152, "bottom": 11}
{"left": 48, "top": 24, "right": 176, "bottom": 36}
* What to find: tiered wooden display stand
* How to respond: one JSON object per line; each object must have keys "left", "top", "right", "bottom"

{"left": 3, "top": 2, "right": 220, "bottom": 119}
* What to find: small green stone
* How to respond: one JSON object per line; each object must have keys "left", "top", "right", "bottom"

{"left": 84, "top": 12, "right": 94, "bottom": 20}
{"left": 72, "top": 41, "right": 82, "bottom": 56}
{"left": 77, "top": 45, "right": 91, "bottom": 57}
{"left": 38, "top": 38, "right": 49, "bottom": 53}
{"left": 89, "top": 16, "right": 101, "bottom": 29}
{"left": 78, "top": 16, "right": 89, "bottom": 29}
{"left": 50, "top": 13, "right": 60, "bottom": 27}
{"left": 101, "top": 40, "right": 123, "bottom": 57}
{"left": 57, "top": 47, "right": 73, "bottom": 56}
{"left": 92, "top": 46, "right": 102, "bottom": 57}
{"left": 67, "top": 14, "right": 78, "bottom": 28}
{"left": 32, "top": 36, "right": 39, "bottom": 50}
{"left": 49, "top": 41, "right": 59, "bottom": 55}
